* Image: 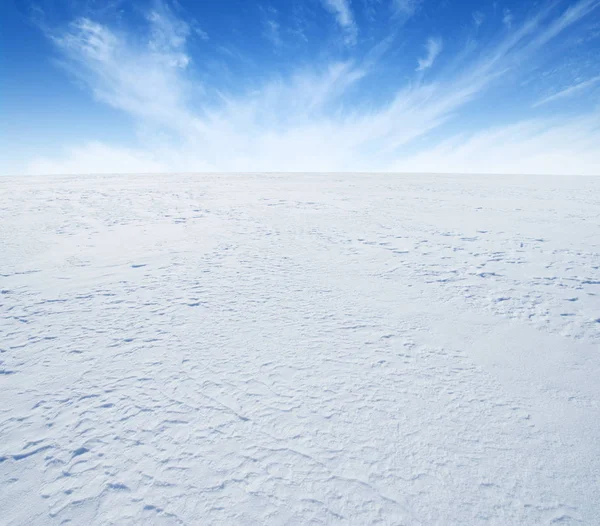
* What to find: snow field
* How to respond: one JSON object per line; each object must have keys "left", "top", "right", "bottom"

{"left": 1, "top": 174, "right": 599, "bottom": 525}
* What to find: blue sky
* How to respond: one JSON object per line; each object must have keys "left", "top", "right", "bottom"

{"left": 1, "top": 0, "right": 600, "bottom": 175}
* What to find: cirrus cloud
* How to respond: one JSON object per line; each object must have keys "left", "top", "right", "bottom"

{"left": 17, "top": 0, "right": 600, "bottom": 176}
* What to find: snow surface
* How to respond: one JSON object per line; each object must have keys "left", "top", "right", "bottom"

{"left": 1, "top": 173, "right": 599, "bottom": 525}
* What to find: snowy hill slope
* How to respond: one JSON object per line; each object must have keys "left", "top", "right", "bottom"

{"left": 1, "top": 173, "right": 599, "bottom": 524}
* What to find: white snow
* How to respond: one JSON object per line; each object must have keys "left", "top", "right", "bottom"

{"left": 1, "top": 173, "right": 599, "bottom": 525}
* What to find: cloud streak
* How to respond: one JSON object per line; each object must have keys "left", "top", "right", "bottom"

{"left": 393, "top": 0, "right": 423, "bottom": 18}
{"left": 52, "top": 14, "right": 194, "bottom": 134}
{"left": 20, "top": 0, "right": 600, "bottom": 176}
{"left": 503, "top": 9, "right": 513, "bottom": 29}
{"left": 393, "top": 113, "right": 600, "bottom": 175}
{"left": 321, "top": 0, "right": 357, "bottom": 45}
{"left": 533, "top": 74, "right": 600, "bottom": 107}
{"left": 416, "top": 37, "right": 442, "bottom": 71}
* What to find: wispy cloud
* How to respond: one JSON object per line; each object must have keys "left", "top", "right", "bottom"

{"left": 321, "top": 0, "right": 357, "bottom": 45}
{"left": 392, "top": 0, "right": 423, "bottom": 18}
{"left": 263, "top": 18, "right": 282, "bottom": 48}
{"left": 528, "top": 0, "right": 600, "bottom": 49}
{"left": 27, "top": 142, "right": 169, "bottom": 176}
{"left": 473, "top": 11, "right": 485, "bottom": 28}
{"left": 534, "top": 74, "right": 600, "bottom": 107}
{"left": 503, "top": 8, "right": 513, "bottom": 29}
{"left": 261, "top": 5, "right": 282, "bottom": 48}
{"left": 391, "top": 113, "right": 600, "bottom": 175}
{"left": 416, "top": 37, "right": 442, "bottom": 71}
{"left": 22, "top": 0, "right": 600, "bottom": 175}
{"left": 52, "top": 12, "right": 194, "bottom": 134}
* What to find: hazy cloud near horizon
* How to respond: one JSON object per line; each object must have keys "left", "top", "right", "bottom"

{"left": 2, "top": 0, "right": 600, "bottom": 175}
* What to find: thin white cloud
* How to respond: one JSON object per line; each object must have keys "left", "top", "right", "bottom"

{"left": 455, "top": 0, "right": 599, "bottom": 89}
{"left": 26, "top": 113, "right": 600, "bottom": 176}
{"left": 26, "top": 142, "right": 169, "bottom": 175}
{"left": 390, "top": 113, "right": 600, "bottom": 175}
{"left": 416, "top": 37, "right": 442, "bottom": 71}
{"left": 533, "top": 74, "right": 600, "bottom": 107}
{"left": 392, "top": 0, "right": 422, "bottom": 18}
{"left": 263, "top": 18, "right": 282, "bottom": 47}
{"left": 503, "top": 8, "right": 513, "bottom": 28}
{"left": 18, "top": 0, "right": 600, "bottom": 176}
{"left": 473, "top": 11, "right": 485, "bottom": 28}
{"left": 261, "top": 5, "right": 282, "bottom": 48}
{"left": 193, "top": 26, "right": 209, "bottom": 41}
{"left": 321, "top": 0, "right": 357, "bottom": 45}
{"left": 52, "top": 16, "right": 195, "bottom": 134}
{"left": 527, "top": 0, "right": 600, "bottom": 49}
{"left": 146, "top": 5, "right": 190, "bottom": 57}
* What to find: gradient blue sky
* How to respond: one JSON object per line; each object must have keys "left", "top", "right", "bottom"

{"left": 2, "top": 0, "right": 600, "bottom": 175}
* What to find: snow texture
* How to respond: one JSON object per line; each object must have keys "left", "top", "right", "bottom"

{"left": 1, "top": 173, "right": 599, "bottom": 525}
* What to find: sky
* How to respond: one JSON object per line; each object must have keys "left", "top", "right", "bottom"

{"left": 1, "top": 0, "right": 600, "bottom": 175}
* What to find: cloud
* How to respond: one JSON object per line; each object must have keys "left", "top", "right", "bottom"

{"left": 534, "top": 74, "right": 600, "bottom": 107}
{"left": 321, "top": 0, "right": 357, "bottom": 45}
{"left": 473, "top": 11, "right": 485, "bottom": 28}
{"left": 261, "top": 5, "right": 282, "bottom": 48}
{"left": 27, "top": 112, "right": 600, "bottom": 176}
{"left": 392, "top": 0, "right": 422, "bottom": 18}
{"left": 390, "top": 113, "right": 600, "bottom": 175}
{"left": 18, "top": 0, "right": 600, "bottom": 176}
{"left": 146, "top": 4, "right": 191, "bottom": 57}
{"left": 52, "top": 16, "right": 194, "bottom": 134}
{"left": 263, "top": 18, "right": 282, "bottom": 47}
{"left": 26, "top": 142, "right": 169, "bottom": 175}
{"left": 416, "top": 37, "right": 442, "bottom": 71}
{"left": 503, "top": 9, "right": 513, "bottom": 29}
{"left": 527, "top": 0, "right": 600, "bottom": 49}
